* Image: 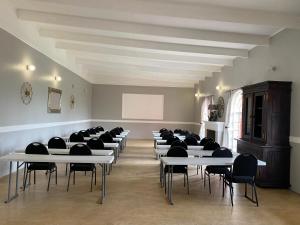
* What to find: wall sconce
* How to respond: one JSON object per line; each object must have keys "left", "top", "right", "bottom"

{"left": 54, "top": 75, "right": 62, "bottom": 81}
{"left": 216, "top": 85, "right": 221, "bottom": 91}
{"left": 195, "top": 92, "right": 201, "bottom": 98}
{"left": 26, "top": 64, "right": 36, "bottom": 71}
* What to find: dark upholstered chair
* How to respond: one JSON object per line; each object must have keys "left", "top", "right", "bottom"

{"left": 79, "top": 130, "right": 90, "bottom": 138}
{"left": 203, "top": 141, "right": 220, "bottom": 150}
{"left": 95, "top": 126, "right": 104, "bottom": 132}
{"left": 87, "top": 128, "right": 97, "bottom": 135}
{"left": 171, "top": 140, "right": 188, "bottom": 150}
{"left": 166, "top": 136, "right": 180, "bottom": 145}
{"left": 48, "top": 137, "right": 67, "bottom": 149}
{"left": 204, "top": 147, "right": 233, "bottom": 195}
{"left": 100, "top": 132, "right": 113, "bottom": 143}
{"left": 87, "top": 137, "right": 105, "bottom": 150}
{"left": 184, "top": 136, "right": 198, "bottom": 146}
{"left": 67, "top": 144, "right": 96, "bottom": 192}
{"left": 225, "top": 154, "right": 259, "bottom": 206}
{"left": 191, "top": 133, "right": 201, "bottom": 141}
{"left": 24, "top": 142, "right": 57, "bottom": 192}
{"left": 164, "top": 146, "right": 189, "bottom": 194}
{"left": 199, "top": 137, "right": 213, "bottom": 146}
{"left": 69, "top": 132, "right": 84, "bottom": 142}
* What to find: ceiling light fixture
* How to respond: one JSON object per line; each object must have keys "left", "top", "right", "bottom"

{"left": 54, "top": 75, "right": 62, "bottom": 81}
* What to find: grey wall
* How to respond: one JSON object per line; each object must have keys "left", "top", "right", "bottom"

{"left": 0, "top": 28, "right": 92, "bottom": 176}
{"left": 198, "top": 29, "right": 300, "bottom": 193}
{"left": 92, "top": 84, "right": 195, "bottom": 138}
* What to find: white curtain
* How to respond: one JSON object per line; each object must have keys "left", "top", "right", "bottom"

{"left": 199, "top": 97, "right": 210, "bottom": 139}
{"left": 222, "top": 90, "right": 243, "bottom": 151}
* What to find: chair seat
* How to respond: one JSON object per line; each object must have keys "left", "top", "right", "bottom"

{"left": 206, "top": 166, "right": 230, "bottom": 175}
{"left": 164, "top": 165, "right": 187, "bottom": 174}
{"left": 28, "top": 162, "right": 56, "bottom": 171}
{"left": 225, "top": 174, "right": 254, "bottom": 184}
{"left": 70, "top": 163, "right": 95, "bottom": 171}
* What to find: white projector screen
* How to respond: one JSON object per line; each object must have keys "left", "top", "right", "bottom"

{"left": 122, "top": 93, "right": 164, "bottom": 120}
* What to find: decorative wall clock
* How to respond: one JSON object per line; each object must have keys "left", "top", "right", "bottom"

{"left": 20, "top": 82, "right": 33, "bottom": 105}
{"left": 70, "top": 95, "right": 75, "bottom": 109}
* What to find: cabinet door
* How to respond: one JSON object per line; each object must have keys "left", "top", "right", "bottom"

{"left": 242, "top": 94, "right": 253, "bottom": 140}
{"left": 252, "top": 92, "right": 267, "bottom": 143}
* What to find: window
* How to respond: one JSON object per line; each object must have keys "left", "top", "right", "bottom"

{"left": 223, "top": 90, "right": 243, "bottom": 151}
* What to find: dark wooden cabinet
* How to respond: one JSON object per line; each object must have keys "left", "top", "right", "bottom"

{"left": 237, "top": 81, "right": 292, "bottom": 188}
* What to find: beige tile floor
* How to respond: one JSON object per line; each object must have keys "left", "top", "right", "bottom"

{"left": 0, "top": 140, "right": 299, "bottom": 225}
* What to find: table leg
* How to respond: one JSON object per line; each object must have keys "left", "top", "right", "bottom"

{"left": 169, "top": 166, "right": 174, "bottom": 205}
{"left": 5, "top": 161, "right": 20, "bottom": 203}
{"left": 99, "top": 163, "right": 106, "bottom": 204}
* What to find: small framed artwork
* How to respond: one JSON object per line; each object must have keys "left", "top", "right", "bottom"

{"left": 47, "top": 87, "right": 62, "bottom": 113}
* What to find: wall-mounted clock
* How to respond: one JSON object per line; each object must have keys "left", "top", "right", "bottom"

{"left": 70, "top": 95, "right": 75, "bottom": 109}
{"left": 20, "top": 82, "right": 33, "bottom": 105}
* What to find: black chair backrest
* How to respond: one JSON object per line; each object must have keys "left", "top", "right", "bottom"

{"left": 48, "top": 137, "right": 67, "bottom": 149}
{"left": 79, "top": 130, "right": 90, "bottom": 137}
{"left": 174, "top": 129, "right": 182, "bottom": 134}
{"left": 203, "top": 141, "right": 220, "bottom": 150}
{"left": 167, "top": 146, "right": 188, "bottom": 157}
{"left": 166, "top": 136, "right": 180, "bottom": 145}
{"left": 184, "top": 136, "right": 198, "bottom": 145}
{"left": 191, "top": 133, "right": 200, "bottom": 141}
{"left": 161, "top": 132, "right": 173, "bottom": 140}
{"left": 70, "top": 144, "right": 92, "bottom": 156}
{"left": 199, "top": 137, "right": 214, "bottom": 146}
{"left": 87, "top": 138, "right": 105, "bottom": 150}
{"left": 25, "top": 142, "right": 49, "bottom": 155}
{"left": 100, "top": 132, "right": 113, "bottom": 143}
{"left": 232, "top": 154, "right": 258, "bottom": 177}
{"left": 171, "top": 140, "right": 188, "bottom": 150}
{"left": 113, "top": 127, "right": 122, "bottom": 135}
{"left": 119, "top": 127, "right": 124, "bottom": 132}
{"left": 87, "top": 128, "right": 97, "bottom": 135}
{"left": 212, "top": 147, "right": 233, "bottom": 158}
{"left": 109, "top": 130, "right": 117, "bottom": 138}
{"left": 159, "top": 128, "right": 168, "bottom": 133}
{"left": 69, "top": 132, "right": 84, "bottom": 142}
{"left": 180, "top": 130, "right": 189, "bottom": 136}
{"left": 95, "top": 126, "right": 104, "bottom": 132}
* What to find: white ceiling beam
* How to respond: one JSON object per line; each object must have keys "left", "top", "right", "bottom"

{"left": 40, "top": 29, "right": 248, "bottom": 58}
{"left": 17, "top": 9, "right": 269, "bottom": 46}
{"left": 56, "top": 42, "right": 233, "bottom": 66}
{"left": 79, "top": 60, "right": 212, "bottom": 78}
{"left": 29, "top": 0, "right": 300, "bottom": 29}
{"left": 74, "top": 56, "right": 221, "bottom": 72}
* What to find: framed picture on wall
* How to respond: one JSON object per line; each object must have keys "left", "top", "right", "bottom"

{"left": 47, "top": 87, "right": 62, "bottom": 113}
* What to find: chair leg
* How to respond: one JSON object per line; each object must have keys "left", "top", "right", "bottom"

{"left": 65, "top": 164, "right": 68, "bottom": 176}
{"left": 230, "top": 183, "right": 233, "bottom": 206}
{"left": 34, "top": 170, "right": 36, "bottom": 184}
{"left": 253, "top": 183, "right": 259, "bottom": 207}
{"left": 186, "top": 172, "right": 190, "bottom": 195}
{"left": 67, "top": 170, "right": 72, "bottom": 192}
{"left": 23, "top": 167, "right": 29, "bottom": 191}
{"left": 183, "top": 174, "right": 186, "bottom": 187}
{"left": 208, "top": 174, "right": 211, "bottom": 194}
{"left": 22, "top": 164, "right": 27, "bottom": 191}
{"left": 222, "top": 176, "right": 225, "bottom": 197}
{"left": 164, "top": 173, "right": 167, "bottom": 194}
{"left": 55, "top": 167, "right": 58, "bottom": 185}
{"left": 94, "top": 168, "right": 97, "bottom": 185}
{"left": 245, "top": 183, "right": 247, "bottom": 197}
{"left": 204, "top": 171, "right": 206, "bottom": 188}
{"left": 197, "top": 166, "right": 199, "bottom": 175}
{"left": 73, "top": 171, "right": 75, "bottom": 185}
{"left": 47, "top": 170, "right": 52, "bottom": 192}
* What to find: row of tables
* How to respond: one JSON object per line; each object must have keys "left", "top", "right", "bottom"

{"left": 152, "top": 130, "right": 266, "bottom": 205}
{"left": 0, "top": 129, "right": 130, "bottom": 204}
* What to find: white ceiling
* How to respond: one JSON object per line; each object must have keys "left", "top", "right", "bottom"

{"left": 1, "top": 0, "right": 299, "bottom": 87}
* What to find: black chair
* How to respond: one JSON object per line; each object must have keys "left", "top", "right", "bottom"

{"left": 191, "top": 133, "right": 200, "bottom": 141}
{"left": 87, "top": 128, "right": 97, "bottom": 135}
{"left": 184, "top": 136, "right": 198, "bottom": 145}
{"left": 164, "top": 146, "right": 189, "bottom": 194}
{"left": 161, "top": 132, "right": 173, "bottom": 140}
{"left": 109, "top": 130, "right": 117, "bottom": 138}
{"left": 100, "top": 132, "right": 113, "bottom": 143}
{"left": 23, "top": 142, "right": 57, "bottom": 192}
{"left": 67, "top": 144, "right": 96, "bottom": 192}
{"left": 48, "top": 137, "right": 68, "bottom": 175}
{"left": 224, "top": 154, "right": 259, "bottom": 206}
{"left": 119, "top": 127, "right": 124, "bottom": 132}
{"left": 171, "top": 140, "right": 187, "bottom": 150}
{"left": 204, "top": 147, "right": 233, "bottom": 195}
{"left": 79, "top": 130, "right": 90, "bottom": 138}
{"left": 87, "top": 138, "right": 105, "bottom": 150}
{"left": 203, "top": 141, "right": 220, "bottom": 150}
{"left": 166, "top": 136, "right": 179, "bottom": 145}
{"left": 69, "top": 132, "right": 84, "bottom": 142}
{"left": 159, "top": 128, "right": 168, "bottom": 133}
{"left": 174, "top": 129, "right": 182, "bottom": 134}
{"left": 48, "top": 137, "right": 67, "bottom": 149}
{"left": 199, "top": 137, "right": 213, "bottom": 146}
